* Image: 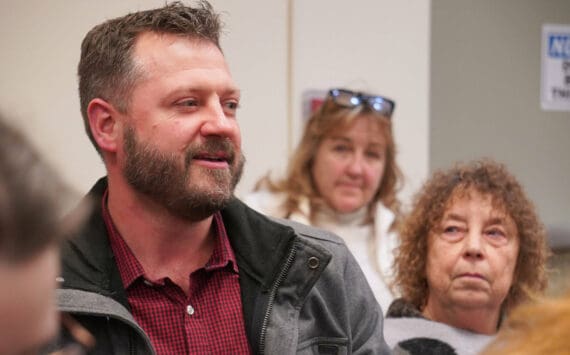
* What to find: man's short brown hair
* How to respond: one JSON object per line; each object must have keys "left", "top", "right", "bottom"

{"left": 78, "top": 0, "right": 223, "bottom": 154}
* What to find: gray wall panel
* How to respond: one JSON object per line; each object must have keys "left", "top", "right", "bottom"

{"left": 430, "top": 0, "right": 570, "bottom": 248}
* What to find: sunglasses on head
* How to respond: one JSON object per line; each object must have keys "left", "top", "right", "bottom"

{"left": 328, "top": 88, "right": 395, "bottom": 118}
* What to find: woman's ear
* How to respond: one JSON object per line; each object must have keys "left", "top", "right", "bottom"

{"left": 86, "top": 98, "right": 120, "bottom": 153}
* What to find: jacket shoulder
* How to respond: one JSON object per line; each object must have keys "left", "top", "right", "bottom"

{"left": 270, "top": 216, "right": 345, "bottom": 246}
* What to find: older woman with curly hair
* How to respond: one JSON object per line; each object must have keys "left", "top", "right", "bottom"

{"left": 384, "top": 159, "right": 550, "bottom": 355}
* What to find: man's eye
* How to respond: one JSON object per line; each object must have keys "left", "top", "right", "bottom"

{"left": 224, "top": 101, "right": 239, "bottom": 110}
{"left": 222, "top": 100, "right": 240, "bottom": 116}
{"left": 177, "top": 99, "right": 199, "bottom": 107}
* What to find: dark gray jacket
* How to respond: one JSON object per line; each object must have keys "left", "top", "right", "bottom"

{"left": 56, "top": 178, "right": 390, "bottom": 354}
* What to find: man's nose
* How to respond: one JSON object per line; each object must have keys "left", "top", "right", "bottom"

{"left": 200, "top": 101, "right": 236, "bottom": 137}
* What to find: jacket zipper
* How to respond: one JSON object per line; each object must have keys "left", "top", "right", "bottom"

{"left": 258, "top": 240, "right": 298, "bottom": 354}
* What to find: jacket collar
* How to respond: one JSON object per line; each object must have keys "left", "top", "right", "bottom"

{"left": 220, "top": 197, "right": 297, "bottom": 290}
{"left": 60, "top": 177, "right": 298, "bottom": 299}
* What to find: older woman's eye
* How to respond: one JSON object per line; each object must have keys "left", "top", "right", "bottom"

{"left": 440, "top": 225, "right": 464, "bottom": 241}
{"left": 486, "top": 228, "right": 506, "bottom": 238}
{"left": 443, "top": 226, "right": 460, "bottom": 234}
{"left": 485, "top": 228, "right": 510, "bottom": 246}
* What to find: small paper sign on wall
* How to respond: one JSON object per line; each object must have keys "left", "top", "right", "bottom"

{"left": 541, "top": 24, "right": 570, "bottom": 112}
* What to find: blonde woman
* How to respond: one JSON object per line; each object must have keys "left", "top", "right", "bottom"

{"left": 245, "top": 88, "right": 403, "bottom": 313}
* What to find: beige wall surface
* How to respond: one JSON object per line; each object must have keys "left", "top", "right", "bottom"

{"left": 0, "top": 0, "right": 429, "bottom": 208}
{"left": 430, "top": 0, "right": 570, "bottom": 248}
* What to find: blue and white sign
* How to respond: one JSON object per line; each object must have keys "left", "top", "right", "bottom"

{"left": 541, "top": 24, "right": 570, "bottom": 111}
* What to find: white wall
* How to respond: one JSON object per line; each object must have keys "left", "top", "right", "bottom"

{"left": 0, "top": 0, "right": 429, "bottom": 207}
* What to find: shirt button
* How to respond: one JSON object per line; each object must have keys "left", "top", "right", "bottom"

{"left": 143, "top": 280, "right": 154, "bottom": 286}
{"left": 186, "top": 305, "right": 195, "bottom": 316}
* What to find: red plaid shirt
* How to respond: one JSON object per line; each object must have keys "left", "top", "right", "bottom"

{"left": 102, "top": 191, "right": 251, "bottom": 354}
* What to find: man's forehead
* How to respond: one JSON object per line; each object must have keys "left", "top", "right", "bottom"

{"left": 132, "top": 31, "right": 226, "bottom": 67}
{"left": 130, "top": 31, "right": 237, "bottom": 89}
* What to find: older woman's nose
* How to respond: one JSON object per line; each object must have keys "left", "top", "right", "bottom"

{"left": 463, "top": 231, "right": 484, "bottom": 260}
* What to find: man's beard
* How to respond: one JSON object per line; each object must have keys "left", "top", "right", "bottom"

{"left": 122, "top": 127, "right": 245, "bottom": 221}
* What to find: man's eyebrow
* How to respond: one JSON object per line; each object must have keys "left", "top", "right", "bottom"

{"left": 223, "top": 87, "right": 241, "bottom": 98}
{"left": 164, "top": 86, "right": 241, "bottom": 100}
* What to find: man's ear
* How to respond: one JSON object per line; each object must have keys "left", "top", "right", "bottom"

{"left": 87, "top": 98, "right": 121, "bottom": 153}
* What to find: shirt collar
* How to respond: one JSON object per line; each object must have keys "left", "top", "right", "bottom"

{"left": 102, "top": 188, "right": 239, "bottom": 289}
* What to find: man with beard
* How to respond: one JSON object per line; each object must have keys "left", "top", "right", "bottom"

{"left": 55, "top": 1, "right": 389, "bottom": 354}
